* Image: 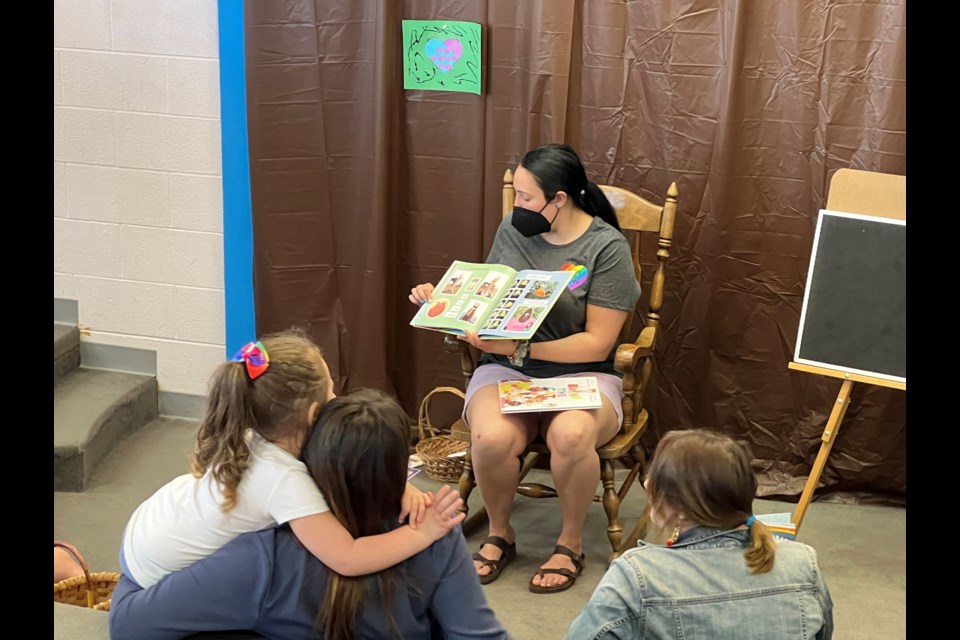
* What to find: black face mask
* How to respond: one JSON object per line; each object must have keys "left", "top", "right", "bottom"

{"left": 511, "top": 197, "right": 559, "bottom": 237}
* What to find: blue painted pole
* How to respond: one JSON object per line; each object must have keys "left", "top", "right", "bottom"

{"left": 217, "top": 1, "right": 256, "bottom": 355}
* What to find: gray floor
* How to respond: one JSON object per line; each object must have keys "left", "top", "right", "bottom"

{"left": 54, "top": 418, "right": 906, "bottom": 639}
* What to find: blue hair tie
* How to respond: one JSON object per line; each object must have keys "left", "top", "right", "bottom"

{"left": 745, "top": 515, "right": 756, "bottom": 527}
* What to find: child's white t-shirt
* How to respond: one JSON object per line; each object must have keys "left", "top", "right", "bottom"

{"left": 121, "top": 430, "right": 329, "bottom": 588}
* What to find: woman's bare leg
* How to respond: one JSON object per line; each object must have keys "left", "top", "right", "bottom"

{"left": 531, "top": 398, "right": 619, "bottom": 589}
{"left": 467, "top": 384, "right": 538, "bottom": 578}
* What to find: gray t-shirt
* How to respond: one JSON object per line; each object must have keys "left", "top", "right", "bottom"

{"left": 479, "top": 213, "right": 642, "bottom": 377}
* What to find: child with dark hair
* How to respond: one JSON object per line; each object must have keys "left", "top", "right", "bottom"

{"left": 119, "top": 329, "right": 460, "bottom": 589}
{"left": 109, "top": 390, "right": 508, "bottom": 640}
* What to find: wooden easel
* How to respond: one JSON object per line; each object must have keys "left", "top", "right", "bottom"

{"left": 789, "top": 169, "right": 906, "bottom": 532}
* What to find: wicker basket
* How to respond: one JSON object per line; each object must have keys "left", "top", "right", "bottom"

{"left": 415, "top": 386, "right": 469, "bottom": 483}
{"left": 53, "top": 541, "right": 120, "bottom": 612}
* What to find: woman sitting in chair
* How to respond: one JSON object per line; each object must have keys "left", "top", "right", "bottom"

{"left": 409, "top": 143, "right": 641, "bottom": 594}
{"left": 564, "top": 429, "right": 834, "bottom": 639}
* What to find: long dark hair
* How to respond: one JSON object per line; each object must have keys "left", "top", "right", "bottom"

{"left": 645, "top": 430, "right": 776, "bottom": 574}
{"left": 190, "top": 329, "right": 331, "bottom": 511}
{"left": 520, "top": 143, "right": 621, "bottom": 231}
{"left": 301, "top": 389, "right": 410, "bottom": 640}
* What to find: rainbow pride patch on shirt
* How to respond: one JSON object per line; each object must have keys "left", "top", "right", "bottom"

{"left": 562, "top": 263, "right": 589, "bottom": 290}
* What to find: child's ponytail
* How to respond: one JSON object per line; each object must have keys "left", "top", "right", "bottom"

{"left": 743, "top": 518, "right": 777, "bottom": 574}
{"left": 190, "top": 361, "right": 257, "bottom": 511}
{"left": 191, "top": 329, "right": 333, "bottom": 512}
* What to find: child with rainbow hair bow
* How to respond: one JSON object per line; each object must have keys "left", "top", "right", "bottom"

{"left": 118, "top": 328, "right": 465, "bottom": 589}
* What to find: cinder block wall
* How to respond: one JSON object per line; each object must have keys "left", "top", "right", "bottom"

{"left": 54, "top": 0, "right": 225, "bottom": 396}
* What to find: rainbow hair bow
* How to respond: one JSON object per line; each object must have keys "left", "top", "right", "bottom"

{"left": 231, "top": 341, "right": 270, "bottom": 380}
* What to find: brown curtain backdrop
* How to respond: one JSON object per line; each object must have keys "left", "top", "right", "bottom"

{"left": 244, "top": 1, "right": 906, "bottom": 504}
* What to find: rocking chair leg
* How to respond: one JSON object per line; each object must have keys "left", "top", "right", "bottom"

{"left": 629, "top": 443, "right": 647, "bottom": 477}
{"left": 458, "top": 445, "right": 477, "bottom": 517}
{"left": 600, "top": 459, "right": 623, "bottom": 563}
{"left": 618, "top": 504, "right": 652, "bottom": 555}
{"left": 516, "top": 451, "right": 554, "bottom": 498}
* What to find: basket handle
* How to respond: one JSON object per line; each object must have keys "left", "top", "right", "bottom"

{"left": 417, "top": 386, "right": 466, "bottom": 440}
{"left": 54, "top": 540, "right": 95, "bottom": 608}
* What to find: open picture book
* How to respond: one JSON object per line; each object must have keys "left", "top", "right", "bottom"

{"left": 498, "top": 377, "right": 603, "bottom": 413}
{"left": 410, "top": 259, "right": 574, "bottom": 340}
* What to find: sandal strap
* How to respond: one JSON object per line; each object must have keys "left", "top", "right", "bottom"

{"left": 535, "top": 567, "right": 577, "bottom": 579}
{"left": 473, "top": 536, "right": 515, "bottom": 567}
{"left": 472, "top": 552, "right": 502, "bottom": 569}
{"left": 552, "top": 544, "right": 585, "bottom": 571}
{"left": 480, "top": 535, "right": 515, "bottom": 555}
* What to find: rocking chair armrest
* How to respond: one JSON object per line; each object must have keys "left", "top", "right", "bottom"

{"left": 443, "top": 335, "right": 462, "bottom": 354}
{"left": 444, "top": 335, "right": 479, "bottom": 379}
{"left": 614, "top": 326, "right": 657, "bottom": 375}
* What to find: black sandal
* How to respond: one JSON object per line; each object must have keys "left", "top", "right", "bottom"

{"left": 528, "top": 544, "right": 585, "bottom": 594}
{"left": 472, "top": 535, "right": 517, "bottom": 585}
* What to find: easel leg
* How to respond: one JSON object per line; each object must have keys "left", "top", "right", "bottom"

{"left": 792, "top": 380, "right": 854, "bottom": 533}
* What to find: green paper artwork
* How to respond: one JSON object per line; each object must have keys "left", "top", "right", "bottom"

{"left": 402, "top": 20, "right": 482, "bottom": 95}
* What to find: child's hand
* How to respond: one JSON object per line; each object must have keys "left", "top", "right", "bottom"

{"left": 399, "top": 482, "right": 432, "bottom": 530}
{"left": 417, "top": 485, "right": 466, "bottom": 541}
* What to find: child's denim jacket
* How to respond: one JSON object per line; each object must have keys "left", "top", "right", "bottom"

{"left": 564, "top": 526, "right": 833, "bottom": 639}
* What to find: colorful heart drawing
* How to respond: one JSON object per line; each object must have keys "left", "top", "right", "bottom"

{"left": 562, "top": 263, "right": 590, "bottom": 290}
{"left": 425, "top": 38, "right": 463, "bottom": 74}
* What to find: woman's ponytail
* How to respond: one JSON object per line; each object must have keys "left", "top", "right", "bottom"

{"left": 582, "top": 181, "right": 620, "bottom": 231}
{"left": 520, "top": 144, "right": 622, "bottom": 233}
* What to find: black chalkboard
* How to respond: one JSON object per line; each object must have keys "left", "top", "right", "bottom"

{"left": 795, "top": 211, "right": 906, "bottom": 382}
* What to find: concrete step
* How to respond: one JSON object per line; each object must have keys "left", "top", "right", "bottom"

{"left": 54, "top": 323, "right": 81, "bottom": 386}
{"left": 54, "top": 416, "right": 199, "bottom": 573}
{"left": 54, "top": 368, "right": 159, "bottom": 492}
